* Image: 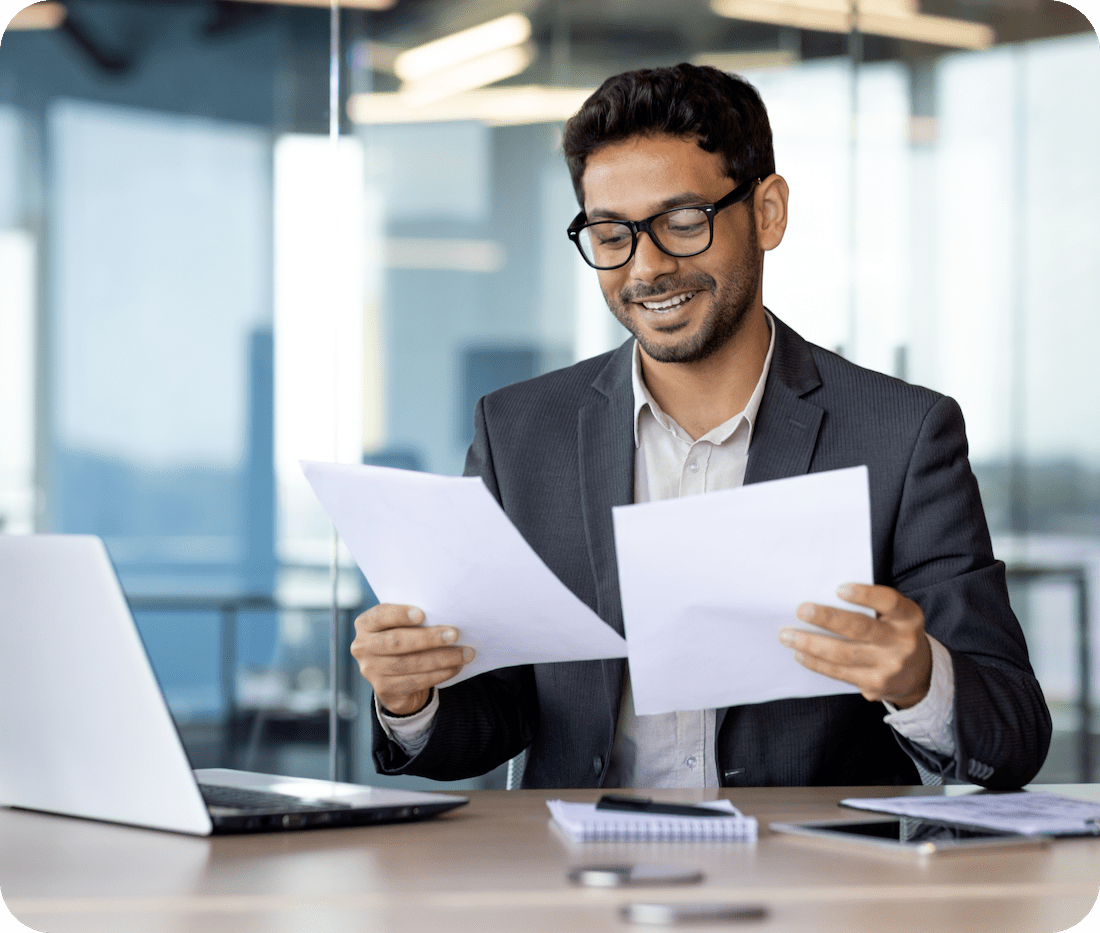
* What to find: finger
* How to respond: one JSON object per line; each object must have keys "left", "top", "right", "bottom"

{"left": 778, "top": 629, "right": 875, "bottom": 669}
{"left": 362, "top": 623, "right": 461, "bottom": 658}
{"left": 355, "top": 604, "right": 427, "bottom": 633}
{"left": 787, "top": 648, "right": 882, "bottom": 700}
{"left": 375, "top": 646, "right": 475, "bottom": 678}
{"left": 794, "top": 602, "right": 881, "bottom": 642}
{"left": 836, "top": 583, "right": 920, "bottom": 622}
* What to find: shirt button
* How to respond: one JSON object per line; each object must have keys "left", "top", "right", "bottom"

{"left": 688, "top": 460, "right": 699, "bottom": 473}
{"left": 593, "top": 755, "right": 603, "bottom": 774}
{"left": 685, "top": 757, "right": 697, "bottom": 769}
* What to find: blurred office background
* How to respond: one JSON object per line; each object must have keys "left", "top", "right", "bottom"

{"left": 0, "top": 0, "right": 1096, "bottom": 789}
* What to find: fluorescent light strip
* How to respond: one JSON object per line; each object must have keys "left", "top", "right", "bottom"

{"left": 710, "top": 0, "right": 994, "bottom": 50}
{"left": 7, "top": 1, "right": 67, "bottom": 29}
{"left": 860, "top": 9, "right": 995, "bottom": 48}
{"left": 401, "top": 43, "right": 536, "bottom": 104}
{"left": 227, "top": 0, "right": 397, "bottom": 9}
{"left": 348, "top": 85, "right": 595, "bottom": 126}
{"left": 395, "top": 13, "right": 532, "bottom": 83}
{"left": 692, "top": 50, "right": 801, "bottom": 71}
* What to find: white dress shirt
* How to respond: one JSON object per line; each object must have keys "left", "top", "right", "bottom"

{"left": 380, "top": 317, "right": 957, "bottom": 784}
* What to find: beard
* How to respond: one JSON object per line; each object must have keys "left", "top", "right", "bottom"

{"left": 603, "top": 241, "right": 761, "bottom": 365}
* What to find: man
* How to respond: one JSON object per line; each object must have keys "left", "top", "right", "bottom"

{"left": 352, "top": 64, "right": 1050, "bottom": 789}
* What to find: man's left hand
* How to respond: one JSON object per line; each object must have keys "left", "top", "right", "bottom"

{"left": 778, "top": 583, "right": 932, "bottom": 709}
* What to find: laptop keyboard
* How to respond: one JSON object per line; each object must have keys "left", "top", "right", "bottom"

{"left": 198, "top": 783, "right": 353, "bottom": 813}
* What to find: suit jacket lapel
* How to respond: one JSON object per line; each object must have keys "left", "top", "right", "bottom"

{"left": 718, "top": 313, "right": 824, "bottom": 742}
{"left": 578, "top": 341, "right": 635, "bottom": 734}
{"left": 578, "top": 340, "right": 636, "bottom": 637}
{"left": 743, "top": 314, "right": 825, "bottom": 486}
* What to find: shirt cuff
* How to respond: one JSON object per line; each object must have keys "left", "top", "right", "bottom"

{"left": 882, "top": 635, "right": 956, "bottom": 757}
{"left": 375, "top": 689, "right": 439, "bottom": 757}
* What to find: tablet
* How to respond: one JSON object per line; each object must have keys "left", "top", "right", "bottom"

{"left": 769, "top": 816, "right": 1051, "bottom": 856}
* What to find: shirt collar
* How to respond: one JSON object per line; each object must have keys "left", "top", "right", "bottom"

{"left": 631, "top": 310, "right": 777, "bottom": 448}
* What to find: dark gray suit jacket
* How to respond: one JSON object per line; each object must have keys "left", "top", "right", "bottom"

{"left": 373, "top": 314, "right": 1051, "bottom": 789}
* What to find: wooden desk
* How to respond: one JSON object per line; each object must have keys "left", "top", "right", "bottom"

{"left": 3, "top": 785, "right": 1098, "bottom": 933}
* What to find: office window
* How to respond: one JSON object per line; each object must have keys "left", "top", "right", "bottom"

{"left": 273, "top": 132, "right": 366, "bottom": 583}
{"left": 48, "top": 98, "right": 272, "bottom": 593}
{"left": 3, "top": 0, "right": 1097, "bottom": 788}
{"left": 0, "top": 105, "right": 35, "bottom": 536}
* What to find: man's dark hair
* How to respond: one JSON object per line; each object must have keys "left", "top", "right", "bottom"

{"left": 562, "top": 63, "right": 775, "bottom": 206}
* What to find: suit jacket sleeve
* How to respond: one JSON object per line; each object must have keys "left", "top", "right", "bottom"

{"left": 889, "top": 394, "right": 1051, "bottom": 788}
{"left": 371, "top": 396, "right": 539, "bottom": 780}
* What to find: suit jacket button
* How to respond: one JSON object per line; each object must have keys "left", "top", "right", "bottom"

{"left": 593, "top": 755, "right": 603, "bottom": 774}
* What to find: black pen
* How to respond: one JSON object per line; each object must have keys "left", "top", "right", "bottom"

{"left": 596, "top": 794, "right": 734, "bottom": 818}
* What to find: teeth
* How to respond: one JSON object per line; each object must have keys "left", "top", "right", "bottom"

{"left": 641, "top": 291, "right": 697, "bottom": 312}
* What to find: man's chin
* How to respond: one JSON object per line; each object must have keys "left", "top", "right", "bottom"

{"left": 615, "top": 312, "right": 695, "bottom": 360}
{"left": 636, "top": 333, "right": 714, "bottom": 365}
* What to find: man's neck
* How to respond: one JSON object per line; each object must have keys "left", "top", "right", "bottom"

{"left": 638, "top": 308, "right": 771, "bottom": 441}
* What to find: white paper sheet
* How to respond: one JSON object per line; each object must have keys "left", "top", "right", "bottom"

{"left": 301, "top": 461, "right": 627, "bottom": 686}
{"left": 613, "top": 466, "right": 872, "bottom": 715}
{"left": 841, "top": 791, "right": 1100, "bottom": 836}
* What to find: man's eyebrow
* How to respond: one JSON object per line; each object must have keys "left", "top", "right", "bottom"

{"left": 587, "top": 192, "right": 712, "bottom": 221}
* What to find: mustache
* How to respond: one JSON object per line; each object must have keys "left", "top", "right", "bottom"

{"left": 619, "top": 274, "right": 716, "bottom": 304}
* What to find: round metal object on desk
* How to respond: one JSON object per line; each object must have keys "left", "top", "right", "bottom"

{"left": 567, "top": 864, "right": 704, "bottom": 887}
{"left": 619, "top": 902, "right": 768, "bottom": 924}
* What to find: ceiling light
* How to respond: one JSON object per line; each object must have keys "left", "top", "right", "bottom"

{"left": 7, "top": 1, "right": 67, "bottom": 30}
{"left": 348, "top": 85, "right": 595, "bottom": 127}
{"left": 400, "top": 43, "right": 536, "bottom": 104}
{"left": 226, "top": 0, "right": 397, "bottom": 10}
{"left": 692, "top": 50, "right": 801, "bottom": 71}
{"left": 394, "top": 13, "right": 532, "bottom": 83}
{"left": 710, "top": 0, "right": 994, "bottom": 50}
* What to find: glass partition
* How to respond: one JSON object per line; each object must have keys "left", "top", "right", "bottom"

{"left": 2, "top": 0, "right": 1097, "bottom": 787}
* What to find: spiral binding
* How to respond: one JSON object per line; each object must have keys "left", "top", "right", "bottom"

{"left": 548, "top": 800, "right": 758, "bottom": 842}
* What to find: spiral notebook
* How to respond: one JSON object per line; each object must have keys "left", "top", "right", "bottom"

{"left": 547, "top": 799, "right": 757, "bottom": 842}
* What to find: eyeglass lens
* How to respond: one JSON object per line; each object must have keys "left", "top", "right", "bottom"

{"left": 576, "top": 207, "right": 712, "bottom": 269}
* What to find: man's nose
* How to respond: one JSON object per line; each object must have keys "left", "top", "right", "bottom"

{"left": 628, "top": 230, "right": 678, "bottom": 283}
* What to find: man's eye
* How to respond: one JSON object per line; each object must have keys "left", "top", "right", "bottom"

{"left": 664, "top": 210, "right": 708, "bottom": 236}
{"left": 595, "top": 226, "right": 631, "bottom": 247}
{"left": 667, "top": 221, "right": 707, "bottom": 236}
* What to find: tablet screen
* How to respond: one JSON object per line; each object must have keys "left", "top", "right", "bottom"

{"left": 820, "top": 818, "right": 1016, "bottom": 843}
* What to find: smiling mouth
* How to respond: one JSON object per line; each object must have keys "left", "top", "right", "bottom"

{"left": 638, "top": 291, "right": 698, "bottom": 313}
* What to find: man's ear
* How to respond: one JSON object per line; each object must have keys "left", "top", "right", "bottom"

{"left": 755, "top": 174, "right": 789, "bottom": 251}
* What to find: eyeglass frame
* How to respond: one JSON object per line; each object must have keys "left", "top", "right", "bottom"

{"left": 566, "top": 176, "right": 761, "bottom": 271}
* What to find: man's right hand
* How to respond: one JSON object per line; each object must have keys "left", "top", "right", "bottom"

{"left": 350, "top": 604, "right": 475, "bottom": 716}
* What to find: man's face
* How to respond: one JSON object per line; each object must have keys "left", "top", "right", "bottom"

{"left": 581, "top": 133, "right": 761, "bottom": 364}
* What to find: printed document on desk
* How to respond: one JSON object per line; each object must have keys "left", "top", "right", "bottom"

{"left": 613, "top": 466, "right": 871, "bottom": 715}
{"left": 842, "top": 791, "right": 1100, "bottom": 836}
{"left": 301, "top": 461, "right": 627, "bottom": 686}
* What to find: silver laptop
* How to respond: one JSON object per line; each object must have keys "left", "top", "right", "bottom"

{"left": 0, "top": 534, "right": 467, "bottom": 835}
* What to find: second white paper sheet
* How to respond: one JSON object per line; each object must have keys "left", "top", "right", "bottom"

{"left": 301, "top": 461, "right": 627, "bottom": 687}
{"left": 613, "top": 466, "right": 871, "bottom": 715}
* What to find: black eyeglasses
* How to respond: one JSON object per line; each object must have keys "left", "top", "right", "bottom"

{"left": 567, "top": 177, "right": 759, "bottom": 270}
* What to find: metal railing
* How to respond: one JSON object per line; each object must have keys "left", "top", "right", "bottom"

{"left": 127, "top": 594, "right": 364, "bottom": 781}
{"left": 1005, "top": 564, "right": 1092, "bottom": 782}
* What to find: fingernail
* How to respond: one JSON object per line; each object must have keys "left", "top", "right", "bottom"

{"left": 408, "top": 608, "right": 424, "bottom": 623}
{"left": 778, "top": 629, "right": 796, "bottom": 647}
{"left": 462, "top": 647, "right": 476, "bottom": 663}
{"left": 441, "top": 628, "right": 458, "bottom": 644}
{"left": 837, "top": 584, "right": 855, "bottom": 599}
{"left": 796, "top": 603, "right": 815, "bottom": 621}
